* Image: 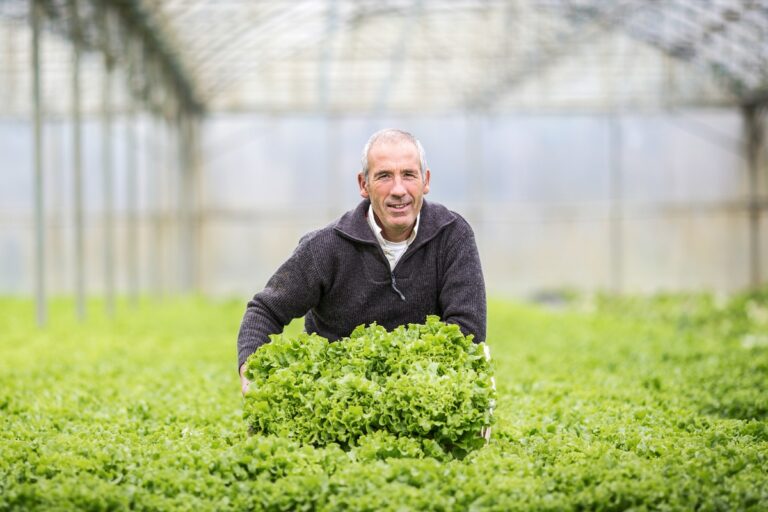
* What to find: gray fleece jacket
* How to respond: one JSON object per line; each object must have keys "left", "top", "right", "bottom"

{"left": 237, "top": 199, "right": 486, "bottom": 369}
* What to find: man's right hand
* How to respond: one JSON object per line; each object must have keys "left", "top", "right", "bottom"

{"left": 239, "top": 363, "right": 250, "bottom": 395}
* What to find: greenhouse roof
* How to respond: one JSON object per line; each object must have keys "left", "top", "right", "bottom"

{"left": 1, "top": 0, "right": 767, "bottom": 116}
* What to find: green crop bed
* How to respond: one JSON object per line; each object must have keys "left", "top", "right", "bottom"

{"left": 1, "top": 292, "right": 767, "bottom": 511}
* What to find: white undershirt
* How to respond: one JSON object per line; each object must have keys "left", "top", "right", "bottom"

{"left": 367, "top": 204, "right": 420, "bottom": 270}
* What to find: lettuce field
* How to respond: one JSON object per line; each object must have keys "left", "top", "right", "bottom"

{"left": 1, "top": 292, "right": 767, "bottom": 511}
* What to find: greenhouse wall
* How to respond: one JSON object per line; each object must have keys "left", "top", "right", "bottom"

{"left": 199, "top": 109, "right": 762, "bottom": 298}
{"left": 0, "top": 108, "right": 764, "bottom": 298}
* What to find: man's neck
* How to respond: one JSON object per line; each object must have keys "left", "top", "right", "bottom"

{"left": 367, "top": 206, "right": 419, "bottom": 244}
{"left": 372, "top": 215, "right": 411, "bottom": 243}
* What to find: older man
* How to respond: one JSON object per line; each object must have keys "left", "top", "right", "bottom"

{"left": 237, "top": 128, "right": 486, "bottom": 393}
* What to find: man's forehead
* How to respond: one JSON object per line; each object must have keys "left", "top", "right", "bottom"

{"left": 371, "top": 134, "right": 416, "bottom": 150}
{"left": 369, "top": 138, "right": 419, "bottom": 159}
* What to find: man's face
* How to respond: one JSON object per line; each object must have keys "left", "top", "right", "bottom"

{"left": 358, "top": 138, "right": 431, "bottom": 242}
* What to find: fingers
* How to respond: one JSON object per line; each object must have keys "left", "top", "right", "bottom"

{"left": 240, "top": 363, "right": 250, "bottom": 396}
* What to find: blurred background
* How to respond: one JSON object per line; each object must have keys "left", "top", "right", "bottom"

{"left": 1, "top": 0, "right": 767, "bottom": 323}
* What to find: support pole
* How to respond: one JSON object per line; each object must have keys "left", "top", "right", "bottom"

{"left": 31, "top": 0, "right": 46, "bottom": 326}
{"left": 164, "top": 107, "right": 176, "bottom": 294}
{"left": 125, "top": 33, "right": 145, "bottom": 307}
{"left": 50, "top": 118, "right": 65, "bottom": 294}
{"left": 191, "top": 115, "right": 203, "bottom": 292}
{"left": 609, "top": 113, "right": 624, "bottom": 294}
{"left": 101, "top": 6, "right": 115, "bottom": 317}
{"left": 69, "top": 0, "right": 85, "bottom": 320}
{"left": 150, "top": 108, "right": 163, "bottom": 298}
{"left": 126, "top": 95, "right": 139, "bottom": 306}
{"left": 178, "top": 111, "right": 194, "bottom": 293}
{"left": 145, "top": 57, "right": 171, "bottom": 299}
{"left": 744, "top": 103, "right": 765, "bottom": 288}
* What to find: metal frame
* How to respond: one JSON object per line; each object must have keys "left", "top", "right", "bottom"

{"left": 5, "top": 0, "right": 768, "bottom": 317}
{"left": 5, "top": 0, "right": 766, "bottom": 116}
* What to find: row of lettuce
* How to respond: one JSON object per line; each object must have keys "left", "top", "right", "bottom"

{"left": 0, "top": 290, "right": 766, "bottom": 510}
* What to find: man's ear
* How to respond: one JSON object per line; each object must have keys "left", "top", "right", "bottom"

{"left": 423, "top": 169, "right": 431, "bottom": 195}
{"left": 358, "top": 172, "right": 369, "bottom": 199}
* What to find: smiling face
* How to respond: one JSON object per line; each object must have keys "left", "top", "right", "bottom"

{"left": 358, "top": 138, "right": 431, "bottom": 242}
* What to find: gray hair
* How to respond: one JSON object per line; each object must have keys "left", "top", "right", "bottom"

{"left": 360, "top": 128, "right": 428, "bottom": 183}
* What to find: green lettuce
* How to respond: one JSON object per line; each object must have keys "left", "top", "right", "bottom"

{"left": 243, "top": 316, "right": 495, "bottom": 457}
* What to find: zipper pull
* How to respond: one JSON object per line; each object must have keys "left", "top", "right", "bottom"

{"left": 390, "top": 275, "right": 406, "bottom": 301}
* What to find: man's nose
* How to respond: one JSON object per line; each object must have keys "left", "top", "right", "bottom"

{"left": 391, "top": 175, "right": 407, "bottom": 196}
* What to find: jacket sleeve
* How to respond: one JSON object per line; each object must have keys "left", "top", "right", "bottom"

{"left": 438, "top": 217, "right": 487, "bottom": 343}
{"left": 237, "top": 235, "right": 324, "bottom": 369}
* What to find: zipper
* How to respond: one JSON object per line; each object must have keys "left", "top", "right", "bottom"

{"left": 373, "top": 244, "right": 406, "bottom": 302}
{"left": 390, "top": 273, "right": 406, "bottom": 302}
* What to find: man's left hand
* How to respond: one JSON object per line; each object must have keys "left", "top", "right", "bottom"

{"left": 240, "top": 363, "right": 250, "bottom": 395}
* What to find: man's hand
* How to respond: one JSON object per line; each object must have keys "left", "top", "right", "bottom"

{"left": 239, "top": 363, "right": 250, "bottom": 396}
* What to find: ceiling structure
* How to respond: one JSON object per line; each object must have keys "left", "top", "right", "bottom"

{"left": 3, "top": 0, "right": 768, "bottom": 322}
{"left": 0, "top": 0, "right": 767, "bottom": 116}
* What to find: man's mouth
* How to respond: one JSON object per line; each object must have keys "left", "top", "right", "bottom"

{"left": 387, "top": 202, "right": 411, "bottom": 212}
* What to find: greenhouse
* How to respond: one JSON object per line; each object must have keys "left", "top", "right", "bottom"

{"left": 1, "top": 0, "right": 767, "bottom": 510}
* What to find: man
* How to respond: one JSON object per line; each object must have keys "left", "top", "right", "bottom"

{"left": 238, "top": 128, "right": 486, "bottom": 394}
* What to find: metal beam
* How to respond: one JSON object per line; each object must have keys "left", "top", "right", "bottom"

{"left": 69, "top": 0, "right": 86, "bottom": 320}
{"left": 101, "top": 3, "right": 116, "bottom": 317}
{"left": 162, "top": 104, "right": 175, "bottom": 296}
{"left": 124, "top": 22, "right": 141, "bottom": 307}
{"left": 126, "top": 93, "right": 139, "bottom": 306}
{"left": 744, "top": 103, "right": 766, "bottom": 288}
{"left": 31, "top": 0, "right": 46, "bottom": 326}
{"left": 147, "top": 102, "right": 164, "bottom": 299}
{"left": 178, "top": 111, "right": 194, "bottom": 293}
{"left": 190, "top": 114, "right": 203, "bottom": 292}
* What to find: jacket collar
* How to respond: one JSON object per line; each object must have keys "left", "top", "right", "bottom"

{"left": 333, "top": 199, "right": 457, "bottom": 249}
